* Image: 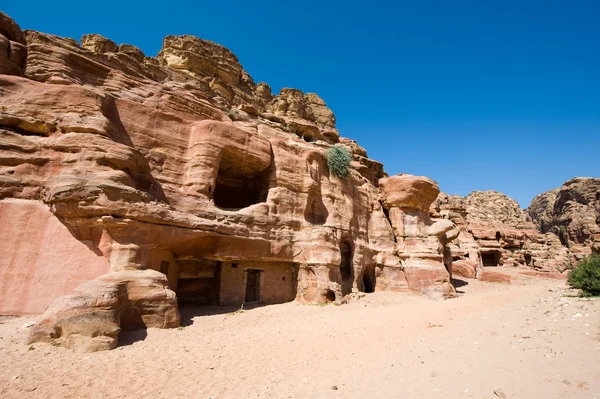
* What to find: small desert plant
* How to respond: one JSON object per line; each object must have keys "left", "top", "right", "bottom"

{"left": 227, "top": 108, "right": 240, "bottom": 121}
{"left": 327, "top": 145, "right": 351, "bottom": 179}
{"left": 567, "top": 255, "right": 600, "bottom": 296}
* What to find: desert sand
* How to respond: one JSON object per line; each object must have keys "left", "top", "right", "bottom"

{"left": 1, "top": 273, "right": 599, "bottom": 399}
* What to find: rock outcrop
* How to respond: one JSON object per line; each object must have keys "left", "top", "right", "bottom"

{"left": 0, "top": 12, "right": 457, "bottom": 351}
{"left": 528, "top": 177, "right": 600, "bottom": 258}
{"left": 380, "top": 175, "right": 457, "bottom": 298}
{"left": 27, "top": 270, "right": 179, "bottom": 352}
{"left": 433, "top": 190, "right": 570, "bottom": 277}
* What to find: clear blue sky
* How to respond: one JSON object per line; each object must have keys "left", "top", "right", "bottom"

{"left": 4, "top": 1, "right": 599, "bottom": 207}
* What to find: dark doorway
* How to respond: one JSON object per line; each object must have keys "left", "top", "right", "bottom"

{"left": 481, "top": 251, "right": 502, "bottom": 267}
{"left": 245, "top": 269, "right": 261, "bottom": 303}
{"left": 362, "top": 266, "right": 376, "bottom": 293}
{"left": 340, "top": 241, "right": 353, "bottom": 281}
{"left": 524, "top": 253, "right": 532, "bottom": 266}
{"left": 159, "top": 261, "right": 169, "bottom": 275}
{"left": 177, "top": 260, "right": 221, "bottom": 305}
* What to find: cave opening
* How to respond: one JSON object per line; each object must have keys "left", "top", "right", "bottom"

{"left": 524, "top": 253, "right": 532, "bottom": 266}
{"left": 362, "top": 266, "right": 376, "bottom": 293}
{"left": 325, "top": 290, "right": 336, "bottom": 303}
{"left": 213, "top": 159, "right": 270, "bottom": 210}
{"left": 339, "top": 241, "right": 353, "bottom": 281}
{"left": 177, "top": 259, "right": 221, "bottom": 305}
{"left": 495, "top": 231, "right": 502, "bottom": 241}
{"left": 481, "top": 251, "right": 502, "bottom": 267}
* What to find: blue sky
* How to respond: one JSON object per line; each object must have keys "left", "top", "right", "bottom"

{"left": 3, "top": 1, "right": 599, "bottom": 207}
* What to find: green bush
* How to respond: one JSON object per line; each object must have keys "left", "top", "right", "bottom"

{"left": 327, "top": 145, "right": 352, "bottom": 179}
{"left": 567, "top": 255, "right": 600, "bottom": 296}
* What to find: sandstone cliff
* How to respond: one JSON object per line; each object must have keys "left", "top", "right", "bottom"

{"left": 0, "top": 12, "right": 457, "bottom": 351}
{"left": 528, "top": 177, "right": 600, "bottom": 257}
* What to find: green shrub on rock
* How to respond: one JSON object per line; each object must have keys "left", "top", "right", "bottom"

{"left": 327, "top": 145, "right": 352, "bottom": 179}
{"left": 567, "top": 255, "right": 600, "bottom": 296}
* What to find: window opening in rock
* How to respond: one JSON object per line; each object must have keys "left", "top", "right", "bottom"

{"left": 524, "top": 254, "right": 532, "bottom": 266}
{"left": 231, "top": 263, "right": 238, "bottom": 269}
{"left": 304, "top": 196, "right": 328, "bottom": 225}
{"left": 303, "top": 134, "right": 316, "bottom": 143}
{"left": 159, "top": 261, "right": 169, "bottom": 275}
{"left": 245, "top": 269, "right": 261, "bottom": 303}
{"left": 325, "top": 290, "right": 336, "bottom": 303}
{"left": 481, "top": 251, "right": 502, "bottom": 267}
{"left": 213, "top": 159, "right": 270, "bottom": 210}
{"left": 339, "top": 241, "right": 353, "bottom": 281}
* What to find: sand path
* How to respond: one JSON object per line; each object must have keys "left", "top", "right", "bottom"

{"left": 1, "top": 275, "right": 599, "bottom": 398}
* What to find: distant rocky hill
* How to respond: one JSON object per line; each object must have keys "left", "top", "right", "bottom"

{"left": 528, "top": 177, "right": 600, "bottom": 256}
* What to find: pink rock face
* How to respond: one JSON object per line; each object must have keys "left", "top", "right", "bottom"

{"left": 452, "top": 260, "right": 478, "bottom": 279}
{"left": 379, "top": 175, "right": 457, "bottom": 298}
{"left": 0, "top": 200, "right": 110, "bottom": 314}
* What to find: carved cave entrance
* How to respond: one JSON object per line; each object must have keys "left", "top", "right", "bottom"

{"left": 481, "top": 251, "right": 502, "bottom": 267}
{"left": 340, "top": 240, "right": 354, "bottom": 295}
{"left": 177, "top": 259, "right": 221, "bottom": 305}
{"left": 213, "top": 158, "right": 271, "bottom": 210}
{"left": 362, "top": 265, "right": 376, "bottom": 293}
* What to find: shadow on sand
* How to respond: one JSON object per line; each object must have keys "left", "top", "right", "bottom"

{"left": 178, "top": 302, "right": 266, "bottom": 327}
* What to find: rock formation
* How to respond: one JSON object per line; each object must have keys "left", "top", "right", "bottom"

{"left": 0, "top": 12, "right": 458, "bottom": 351}
{"left": 2, "top": 10, "right": 595, "bottom": 352}
{"left": 528, "top": 177, "right": 600, "bottom": 258}
{"left": 432, "top": 190, "right": 571, "bottom": 279}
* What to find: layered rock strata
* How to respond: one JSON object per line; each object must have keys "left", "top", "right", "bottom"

{"left": 0, "top": 12, "right": 457, "bottom": 351}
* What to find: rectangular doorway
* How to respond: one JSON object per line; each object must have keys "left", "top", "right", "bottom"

{"left": 245, "top": 269, "right": 261, "bottom": 303}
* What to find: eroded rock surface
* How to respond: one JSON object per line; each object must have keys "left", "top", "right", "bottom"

{"left": 433, "top": 190, "right": 571, "bottom": 279}
{"left": 528, "top": 177, "right": 600, "bottom": 258}
{"left": 0, "top": 12, "right": 456, "bottom": 351}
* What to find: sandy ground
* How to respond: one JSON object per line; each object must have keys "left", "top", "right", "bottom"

{"left": 1, "top": 273, "right": 599, "bottom": 399}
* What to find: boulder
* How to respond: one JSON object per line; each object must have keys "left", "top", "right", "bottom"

{"left": 452, "top": 260, "right": 478, "bottom": 279}
{"left": 27, "top": 270, "right": 179, "bottom": 352}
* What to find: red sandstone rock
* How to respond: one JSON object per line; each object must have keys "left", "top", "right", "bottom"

{"left": 27, "top": 270, "right": 178, "bottom": 352}
{"left": 478, "top": 270, "right": 512, "bottom": 284}
{"left": 0, "top": 10, "right": 419, "bottom": 352}
{"left": 380, "top": 174, "right": 440, "bottom": 212}
{"left": 452, "top": 260, "right": 478, "bottom": 279}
